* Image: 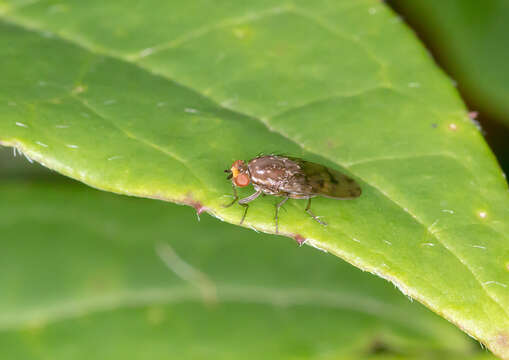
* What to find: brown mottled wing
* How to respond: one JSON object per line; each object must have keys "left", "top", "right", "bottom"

{"left": 290, "top": 158, "right": 362, "bottom": 199}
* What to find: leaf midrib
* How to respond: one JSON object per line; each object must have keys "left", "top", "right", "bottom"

{"left": 1, "top": 9, "right": 507, "bottom": 327}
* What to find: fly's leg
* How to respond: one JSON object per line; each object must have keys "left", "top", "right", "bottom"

{"left": 239, "top": 203, "right": 249, "bottom": 225}
{"left": 305, "top": 198, "right": 327, "bottom": 226}
{"left": 223, "top": 183, "right": 239, "bottom": 208}
{"left": 238, "top": 189, "right": 263, "bottom": 225}
{"left": 275, "top": 196, "right": 289, "bottom": 234}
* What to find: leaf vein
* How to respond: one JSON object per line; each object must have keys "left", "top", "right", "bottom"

{"left": 71, "top": 95, "right": 215, "bottom": 193}
{"left": 129, "top": 6, "right": 292, "bottom": 60}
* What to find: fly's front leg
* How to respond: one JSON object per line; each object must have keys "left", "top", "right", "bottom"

{"left": 238, "top": 189, "right": 263, "bottom": 225}
{"left": 223, "top": 182, "right": 239, "bottom": 208}
{"left": 305, "top": 198, "right": 327, "bottom": 226}
{"left": 275, "top": 196, "right": 289, "bottom": 234}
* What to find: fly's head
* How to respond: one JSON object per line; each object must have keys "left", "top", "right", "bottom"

{"left": 225, "top": 160, "right": 250, "bottom": 187}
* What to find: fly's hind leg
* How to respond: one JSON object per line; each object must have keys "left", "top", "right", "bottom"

{"left": 305, "top": 198, "right": 327, "bottom": 226}
{"left": 275, "top": 196, "right": 289, "bottom": 234}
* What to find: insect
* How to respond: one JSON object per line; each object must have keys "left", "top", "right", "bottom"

{"left": 224, "top": 155, "right": 361, "bottom": 233}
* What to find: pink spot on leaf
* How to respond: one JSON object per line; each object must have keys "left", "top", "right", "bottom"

{"left": 468, "top": 111, "right": 478, "bottom": 119}
{"left": 191, "top": 202, "right": 206, "bottom": 220}
{"left": 183, "top": 195, "right": 208, "bottom": 221}
{"left": 493, "top": 332, "right": 509, "bottom": 355}
{"left": 293, "top": 234, "right": 307, "bottom": 246}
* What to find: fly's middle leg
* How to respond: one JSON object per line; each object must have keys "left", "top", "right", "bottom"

{"left": 305, "top": 198, "right": 327, "bottom": 226}
{"left": 275, "top": 196, "right": 289, "bottom": 234}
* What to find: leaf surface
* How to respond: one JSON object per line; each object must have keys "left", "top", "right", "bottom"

{"left": 0, "top": 1, "right": 508, "bottom": 357}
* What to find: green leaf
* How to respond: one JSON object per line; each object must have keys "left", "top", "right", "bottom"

{"left": 0, "top": 0, "right": 508, "bottom": 357}
{"left": 0, "top": 175, "right": 493, "bottom": 359}
{"left": 390, "top": 0, "right": 509, "bottom": 128}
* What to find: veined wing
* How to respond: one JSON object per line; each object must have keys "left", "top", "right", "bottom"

{"left": 290, "top": 158, "right": 362, "bottom": 199}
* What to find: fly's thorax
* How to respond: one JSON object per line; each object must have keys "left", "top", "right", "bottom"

{"left": 249, "top": 157, "right": 283, "bottom": 184}
{"left": 248, "top": 156, "right": 304, "bottom": 194}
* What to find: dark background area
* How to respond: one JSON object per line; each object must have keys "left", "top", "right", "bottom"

{"left": 389, "top": 0, "right": 509, "bottom": 174}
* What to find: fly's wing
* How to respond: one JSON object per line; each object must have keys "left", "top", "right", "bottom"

{"left": 291, "top": 158, "right": 362, "bottom": 199}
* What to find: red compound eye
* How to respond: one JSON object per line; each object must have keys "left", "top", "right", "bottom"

{"left": 234, "top": 173, "right": 250, "bottom": 187}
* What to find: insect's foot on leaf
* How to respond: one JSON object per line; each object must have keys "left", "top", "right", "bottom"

{"left": 315, "top": 217, "right": 328, "bottom": 226}
{"left": 222, "top": 197, "right": 238, "bottom": 208}
{"left": 305, "top": 209, "right": 327, "bottom": 226}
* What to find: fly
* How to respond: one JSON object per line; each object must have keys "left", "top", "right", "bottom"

{"left": 223, "top": 155, "right": 361, "bottom": 233}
